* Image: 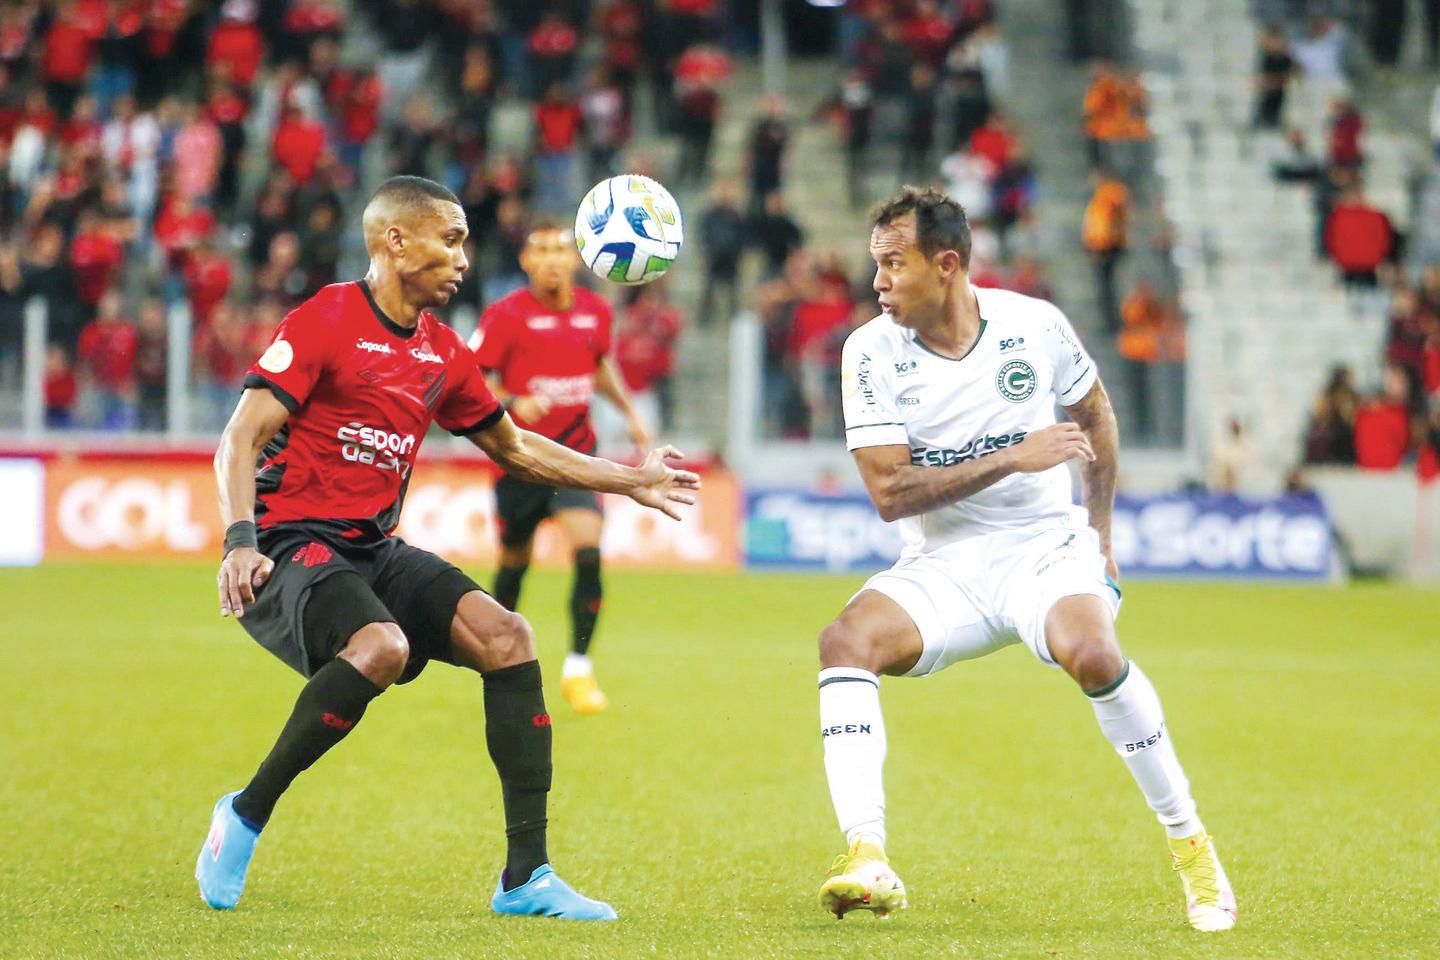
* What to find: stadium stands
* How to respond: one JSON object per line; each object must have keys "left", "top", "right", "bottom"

{"left": 1135, "top": 0, "right": 1426, "bottom": 486}
{"left": 2, "top": 0, "right": 1436, "bottom": 487}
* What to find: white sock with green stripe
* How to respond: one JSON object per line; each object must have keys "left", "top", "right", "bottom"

{"left": 1088, "top": 661, "right": 1203, "bottom": 839}
{"left": 819, "top": 667, "right": 887, "bottom": 847}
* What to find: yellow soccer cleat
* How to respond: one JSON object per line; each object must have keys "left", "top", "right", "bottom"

{"left": 1169, "top": 832, "right": 1237, "bottom": 932}
{"left": 560, "top": 673, "right": 609, "bottom": 714}
{"left": 819, "top": 839, "right": 908, "bottom": 920}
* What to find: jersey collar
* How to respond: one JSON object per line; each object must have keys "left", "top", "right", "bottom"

{"left": 912, "top": 316, "right": 987, "bottom": 362}
{"left": 910, "top": 286, "right": 987, "bottom": 361}
{"left": 358, "top": 279, "right": 419, "bottom": 339}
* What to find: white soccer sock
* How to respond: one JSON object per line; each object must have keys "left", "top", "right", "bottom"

{"left": 562, "top": 653, "right": 592, "bottom": 678}
{"left": 1088, "top": 661, "right": 1203, "bottom": 839}
{"left": 819, "top": 667, "right": 888, "bottom": 847}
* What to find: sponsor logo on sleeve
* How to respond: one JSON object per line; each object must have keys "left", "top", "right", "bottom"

{"left": 409, "top": 347, "right": 443, "bottom": 364}
{"left": 356, "top": 338, "right": 393, "bottom": 355}
{"left": 258, "top": 339, "right": 293, "bottom": 373}
{"left": 856, "top": 353, "right": 875, "bottom": 406}
{"left": 1052, "top": 319, "right": 1084, "bottom": 362}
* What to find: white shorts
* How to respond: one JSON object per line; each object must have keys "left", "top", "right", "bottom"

{"left": 854, "top": 526, "right": 1122, "bottom": 678}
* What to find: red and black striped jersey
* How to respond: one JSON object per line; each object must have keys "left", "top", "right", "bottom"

{"left": 243, "top": 280, "right": 502, "bottom": 538}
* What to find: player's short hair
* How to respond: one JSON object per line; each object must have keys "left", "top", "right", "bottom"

{"left": 367, "top": 175, "right": 461, "bottom": 213}
{"left": 871, "top": 186, "right": 971, "bottom": 268}
{"left": 361, "top": 176, "right": 463, "bottom": 256}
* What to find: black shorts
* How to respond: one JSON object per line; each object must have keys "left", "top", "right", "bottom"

{"left": 237, "top": 524, "right": 484, "bottom": 684}
{"left": 493, "top": 473, "right": 602, "bottom": 548}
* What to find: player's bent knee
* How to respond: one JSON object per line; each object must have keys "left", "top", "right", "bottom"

{"left": 1054, "top": 635, "right": 1124, "bottom": 691}
{"left": 498, "top": 613, "right": 538, "bottom": 656}
{"left": 451, "top": 592, "right": 537, "bottom": 671}
{"left": 1045, "top": 595, "right": 1123, "bottom": 689}
{"left": 485, "top": 610, "right": 536, "bottom": 666}
{"left": 818, "top": 620, "right": 875, "bottom": 671}
{"left": 344, "top": 621, "right": 410, "bottom": 687}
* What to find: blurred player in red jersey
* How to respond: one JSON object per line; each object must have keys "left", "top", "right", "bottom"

{"left": 197, "top": 176, "right": 698, "bottom": 920}
{"left": 470, "top": 225, "right": 652, "bottom": 713}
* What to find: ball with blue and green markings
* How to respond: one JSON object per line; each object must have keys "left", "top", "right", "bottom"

{"left": 575, "top": 175, "right": 684, "bottom": 286}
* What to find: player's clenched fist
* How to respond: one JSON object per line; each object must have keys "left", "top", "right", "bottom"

{"left": 217, "top": 547, "right": 275, "bottom": 618}
{"left": 1005, "top": 422, "right": 1095, "bottom": 473}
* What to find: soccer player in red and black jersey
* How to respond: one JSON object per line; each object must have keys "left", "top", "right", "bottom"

{"left": 470, "top": 225, "right": 652, "bottom": 714}
{"left": 197, "top": 176, "right": 699, "bottom": 920}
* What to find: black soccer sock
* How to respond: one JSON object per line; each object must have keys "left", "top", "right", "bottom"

{"left": 483, "top": 660, "right": 552, "bottom": 889}
{"left": 569, "top": 547, "right": 602, "bottom": 656}
{"left": 232, "top": 658, "right": 383, "bottom": 828}
{"left": 494, "top": 563, "right": 528, "bottom": 612}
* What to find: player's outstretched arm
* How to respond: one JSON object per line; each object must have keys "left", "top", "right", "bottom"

{"left": 468, "top": 413, "right": 700, "bottom": 520}
{"left": 1063, "top": 377, "right": 1120, "bottom": 577}
{"left": 214, "top": 388, "right": 289, "bottom": 618}
{"left": 853, "top": 424, "right": 1095, "bottom": 523}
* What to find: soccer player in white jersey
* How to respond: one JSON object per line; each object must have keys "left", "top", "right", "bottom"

{"left": 815, "top": 187, "right": 1236, "bottom": 932}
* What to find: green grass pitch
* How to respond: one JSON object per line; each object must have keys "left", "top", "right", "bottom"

{"left": 1, "top": 565, "right": 1437, "bottom": 959}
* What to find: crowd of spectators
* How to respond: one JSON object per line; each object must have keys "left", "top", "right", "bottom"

{"left": 1241, "top": 2, "right": 1440, "bottom": 479}
{"left": 1250, "top": 11, "right": 1405, "bottom": 295}
{"left": 745, "top": 1, "right": 1190, "bottom": 445}
{"left": 0, "top": 0, "right": 381, "bottom": 431}
{"left": 19, "top": 0, "right": 1433, "bottom": 467}
{"left": 3, "top": 0, "right": 734, "bottom": 437}
{"left": 748, "top": 0, "right": 1053, "bottom": 440}
{"left": 1302, "top": 284, "right": 1440, "bottom": 479}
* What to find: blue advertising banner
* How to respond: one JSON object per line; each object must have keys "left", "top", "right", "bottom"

{"left": 1111, "top": 492, "right": 1333, "bottom": 580}
{"left": 744, "top": 490, "right": 903, "bottom": 572}
{"left": 743, "top": 488, "right": 1335, "bottom": 579}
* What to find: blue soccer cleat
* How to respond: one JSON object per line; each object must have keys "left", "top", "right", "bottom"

{"left": 490, "top": 864, "right": 618, "bottom": 920}
{"left": 195, "top": 791, "right": 261, "bottom": 910}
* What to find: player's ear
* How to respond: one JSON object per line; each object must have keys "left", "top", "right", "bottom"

{"left": 934, "top": 248, "right": 963, "bottom": 282}
{"left": 386, "top": 225, "right": 406, "bottom": 258}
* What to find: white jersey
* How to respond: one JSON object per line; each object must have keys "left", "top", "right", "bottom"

{"left": 841, "top": 286, "right": 1098, "bottom": 557}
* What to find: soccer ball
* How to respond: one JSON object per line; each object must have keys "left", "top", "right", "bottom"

{"left": 574, "top": 175, "right": 684, "bottom": 286}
